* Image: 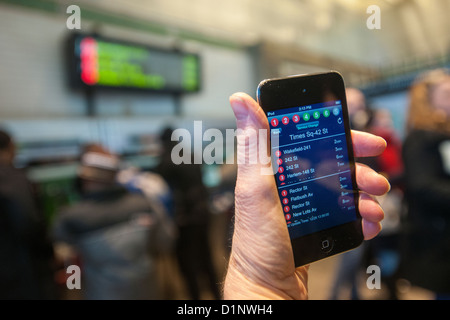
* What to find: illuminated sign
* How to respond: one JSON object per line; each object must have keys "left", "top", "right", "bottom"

{"left": 67, "top": 33, "right": 201, "bottom": 93}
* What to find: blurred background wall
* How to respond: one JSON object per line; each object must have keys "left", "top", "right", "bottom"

{"left": 1, "top": 0, "right": 449, "bottom": 148}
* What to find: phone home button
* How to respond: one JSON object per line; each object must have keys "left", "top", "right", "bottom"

{"left": 320, "top": 237, "right": 334, "bottom": 253}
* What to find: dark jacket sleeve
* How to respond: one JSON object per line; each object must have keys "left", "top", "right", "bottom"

{"left": 402, "top": 130, "right": 450, "bottom": 212}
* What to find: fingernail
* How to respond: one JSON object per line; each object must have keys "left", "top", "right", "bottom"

{"left": 378, "top": 172, "right": 391, "bottom": 193}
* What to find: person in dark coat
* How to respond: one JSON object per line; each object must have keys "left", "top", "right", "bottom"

{"left": 401, "top": 69, "right": 450, "bottom": 298}
{"left": 53, "top": 143, "right": 174, "bottom": 299}
{"left": 0, "top": 129, "right": 56, "bottom": 299}
{"left": 156, "top": 127, "right": 221, "bottom": 300}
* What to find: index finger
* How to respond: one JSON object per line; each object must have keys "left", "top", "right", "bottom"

{"left": 351, "top": 130, "right": 387, "bottom": 158}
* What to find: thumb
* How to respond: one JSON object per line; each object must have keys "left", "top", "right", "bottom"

{"left": 229, "top": 92, "right": 269, "bottom": 131}
{"left": 229, "top": 92, "right": 273, "bottom": 175}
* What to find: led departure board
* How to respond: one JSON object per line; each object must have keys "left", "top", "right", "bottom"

{"left": 67, "top": 33, "right": 201, "bottom": 93}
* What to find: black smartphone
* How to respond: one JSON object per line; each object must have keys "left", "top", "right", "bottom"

{"left": 257, "top": 71, "right": 363, "bottom": 267}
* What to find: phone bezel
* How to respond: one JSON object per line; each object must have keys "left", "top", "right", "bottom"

{"left": 257, "top": 71, "right": 363, "bottom": 267}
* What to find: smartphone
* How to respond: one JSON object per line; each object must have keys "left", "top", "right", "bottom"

{"left": 257, "top": 71, "right": 363, "bottom": 267}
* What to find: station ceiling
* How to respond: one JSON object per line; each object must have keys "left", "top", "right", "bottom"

{"left": 73, "top": 0, "right": 449, "bottom": 67}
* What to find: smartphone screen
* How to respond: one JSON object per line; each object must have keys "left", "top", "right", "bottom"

{"left": 268, "top": 100, "right": 357, "bottom": 238}
{"left": 258, "top": 72, "right": 362, "bottom": 266}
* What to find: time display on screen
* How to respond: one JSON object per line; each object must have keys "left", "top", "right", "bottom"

{"left": 67, "top": 33, "right": 201, "bottom": 93}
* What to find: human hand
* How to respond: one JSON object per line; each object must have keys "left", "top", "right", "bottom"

{"left": 223, "top": 92, "right": 390, "bottom": 300}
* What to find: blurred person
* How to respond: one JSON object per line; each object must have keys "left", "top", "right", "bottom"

{"left": 365, "top": 108, "right": 405, "bottom": 300}
{"left": 369, "top": 109, "right": 404, "bottom": 184}
{"left": 331, "top": 90, "right": 405, "bottom": 300}
{"left": 116, "top": 164, "right": 177, "bottom": 298}
{"left": 52, "top": 143, "right": 173, "bottom": 300}
{"left": 328, "top": 87, "right": 374, "bottom": 300}
{"left": 346, "top": 87, "right": 378, "bottom": 170}
{"left": 346, "top": 87, "right": 373, "bottom": 132}
{"left": 156, "top": 127, "right": 221, "bottom": 300}
{"left": 223, "top": 92, "right": 389, "bottom": 299}
{"left": 401, "top": 68, "right": 450, "bottom": 299}
{"left": 0, "top": 129, "right": 56, "bottom": 299}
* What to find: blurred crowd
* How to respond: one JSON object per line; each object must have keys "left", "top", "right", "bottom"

{"left": 1, "top": 68, "right": 450, "bottom": 300}
{"left": 330, "top": 68, "right": 450, "bottom": 300}
{"left": 0, "top": 125, "right": 229, "bottom": 300}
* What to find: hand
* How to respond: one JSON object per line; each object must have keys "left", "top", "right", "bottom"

{"left": 223, "top": 92, "right": 390, "bottom": 300}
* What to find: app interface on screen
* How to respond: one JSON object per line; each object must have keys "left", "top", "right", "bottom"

{"left": 267, "top": 100, "right": 358, "bottom": 239}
